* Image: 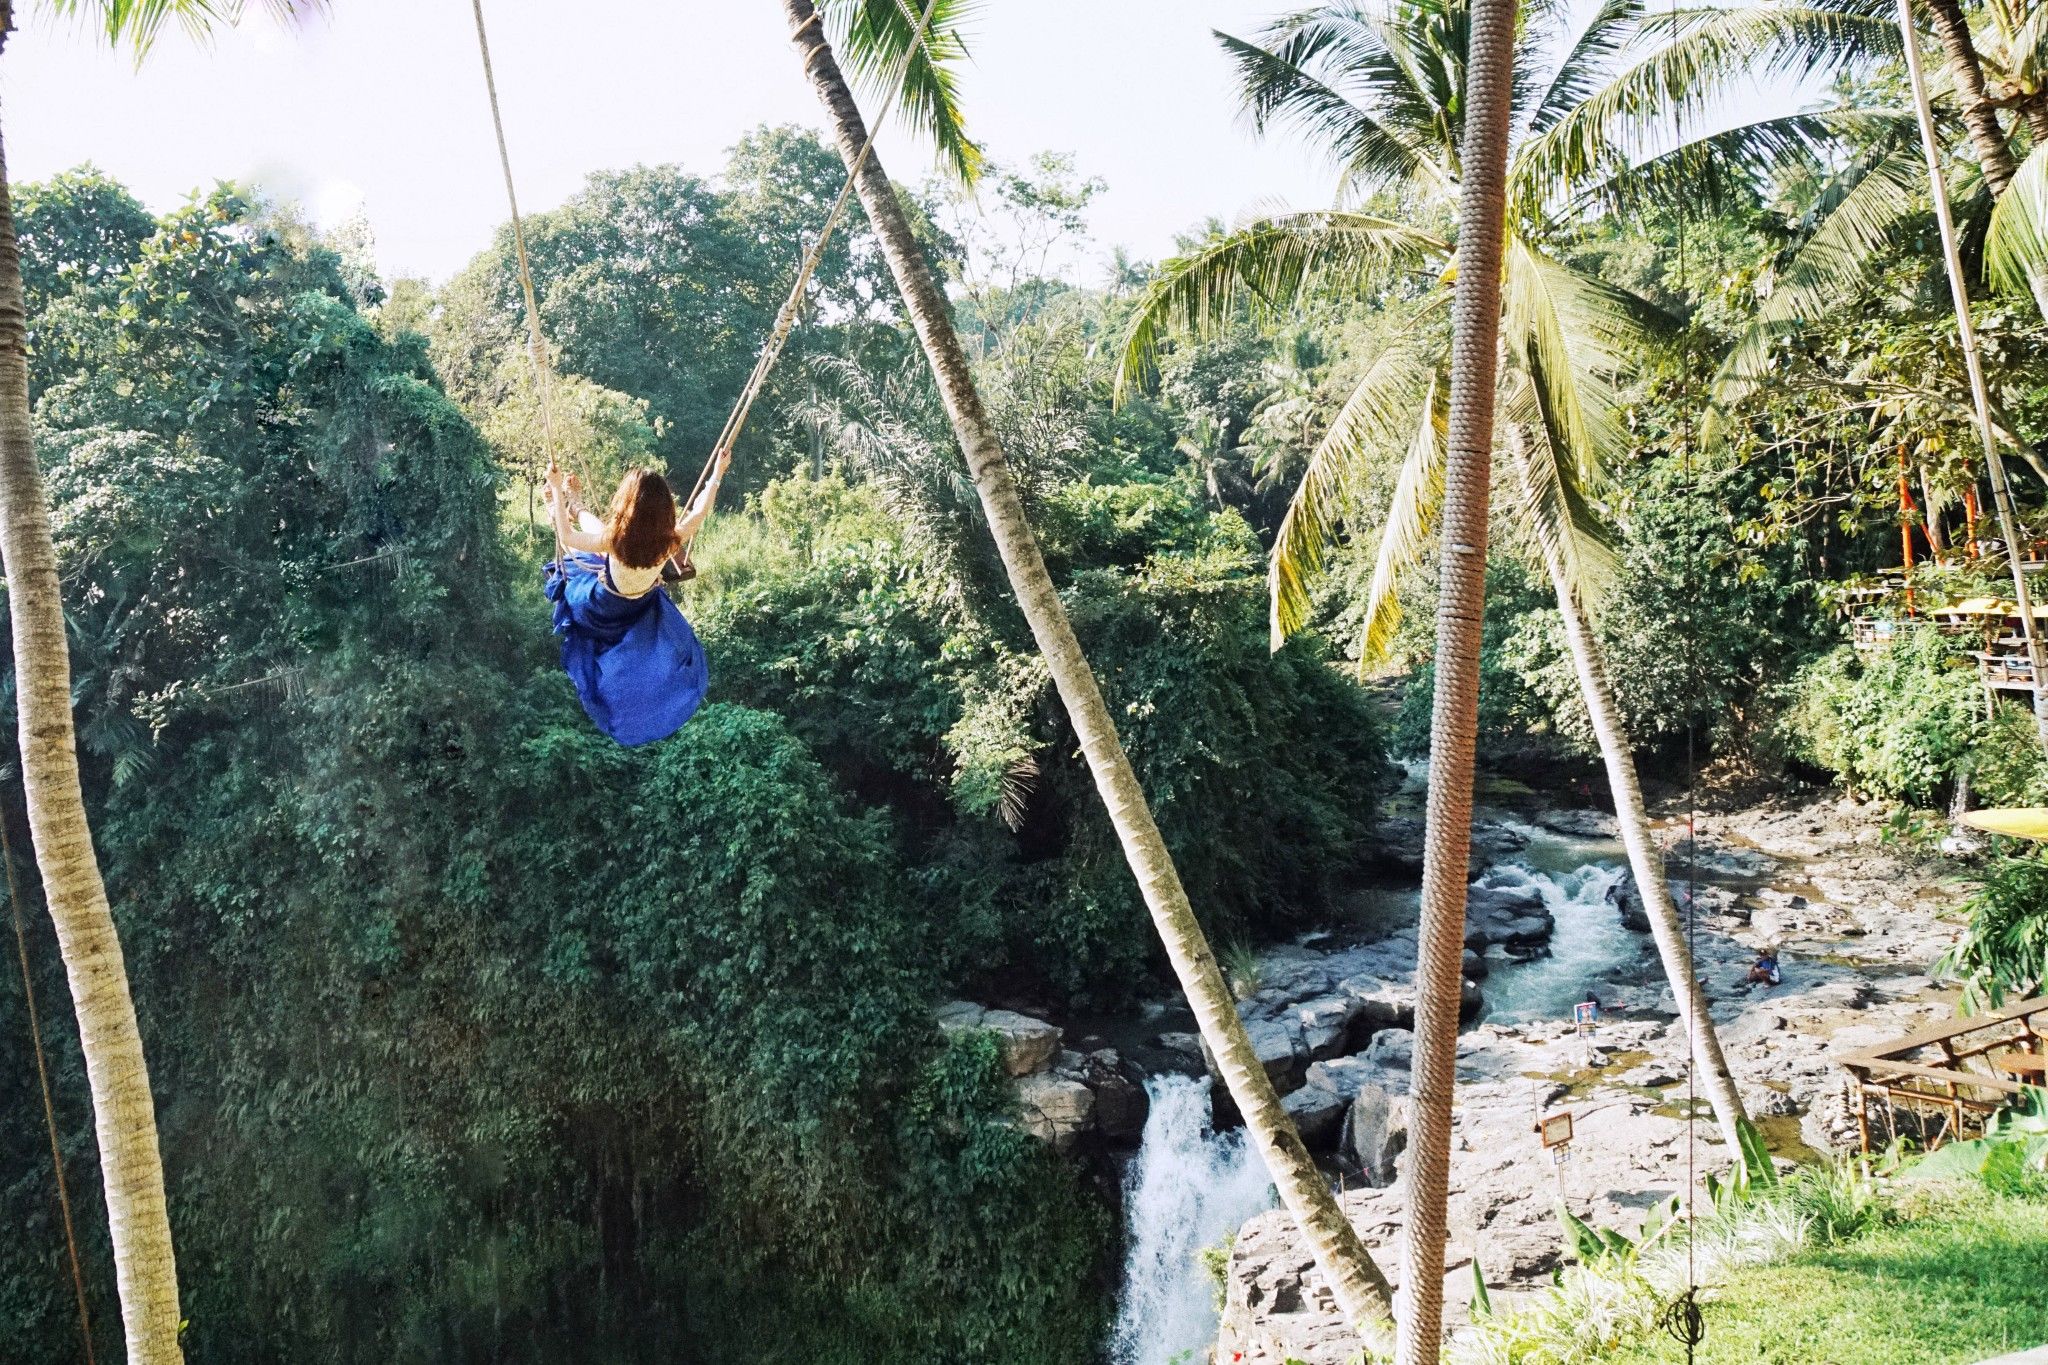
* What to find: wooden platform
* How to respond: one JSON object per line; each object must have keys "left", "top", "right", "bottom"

{"left": 1837, "top": 995, "right": 2048, "bottom": 1152}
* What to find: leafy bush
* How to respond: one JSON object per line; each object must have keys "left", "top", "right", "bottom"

{"left": 1939, "top": 855, "right": 2048, "bottom": 1009}
{"left": 1781, "top": 631, "right": 1985, "bottom": 805}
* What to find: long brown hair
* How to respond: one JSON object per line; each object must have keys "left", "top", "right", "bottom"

{"left": 605, "top": 468, "right": 682, "bottom": 570}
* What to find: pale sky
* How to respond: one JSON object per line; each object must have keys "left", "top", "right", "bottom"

{"left": 2, "top": 0, "right": 1340, "bottom": 286}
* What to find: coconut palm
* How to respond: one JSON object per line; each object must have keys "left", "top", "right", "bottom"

{"left": 1393, "top": 0, "right": 1520, "bottom": 1353}
{"left": 1116, "top": 0, "right": 1851, "bottom": 1168}
{"left": 786, "top": 0, "right": 1398, "bottom": 1327}
{"left": 0, "top": 6, "right": 321, "bottom": 1362}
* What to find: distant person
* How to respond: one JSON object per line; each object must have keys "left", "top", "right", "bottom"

{"left": 1747, "top": 949, "right": 1782, "bottom": 988}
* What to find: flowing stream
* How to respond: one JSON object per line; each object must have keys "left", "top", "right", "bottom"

{"left": 1109, "top": 1075, "right": 1274, "bottom": 1365}
{"left": 1476, "top": 841, "right": 1635, "bottom": 1022}
{"left": 1109, "top": 819, "right": 1650, "bottom": 1356}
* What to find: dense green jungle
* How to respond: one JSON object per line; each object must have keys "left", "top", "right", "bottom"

{"left": 9, "top": 1, "right": 2048, "bottom": 1362}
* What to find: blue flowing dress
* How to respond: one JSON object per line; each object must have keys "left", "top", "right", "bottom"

{"left": 544, "top": 551, "right": 708, "bottom": 746}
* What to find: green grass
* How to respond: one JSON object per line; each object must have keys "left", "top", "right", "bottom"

{"left": 1607, "top": 1194, "right": 2048, "bottom": 1364}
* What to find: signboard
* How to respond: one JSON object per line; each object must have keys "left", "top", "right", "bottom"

{"left": 1573, "top": 1000, "right": 1600, "bottom": 1028}
{"left": 1535, "top": 1111, "right": 1574, "bottom": 1149}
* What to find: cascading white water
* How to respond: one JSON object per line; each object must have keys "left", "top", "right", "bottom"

{"left": 1110, "top": 1074, "right": 1274, "bottom": 1365}
{"left": 1477, "top": 851, "right": 1634, "bottom": 1022}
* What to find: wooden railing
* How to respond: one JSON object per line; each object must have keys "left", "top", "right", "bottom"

{"left": 1836, "top": 995, "right": 2048, "bottom": 1153}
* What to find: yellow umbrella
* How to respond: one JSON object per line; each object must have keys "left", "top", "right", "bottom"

{"left": 1960, "top": 809, "right": 2048, "bottom": 840}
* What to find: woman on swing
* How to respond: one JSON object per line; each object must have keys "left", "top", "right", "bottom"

{"left": 541, "top": 451, "right": 727, "bottom": 747}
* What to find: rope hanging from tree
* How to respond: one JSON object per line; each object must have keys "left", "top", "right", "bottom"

{"left": 467, "top": 0, "right": 945, "bottom": 578}
{"left": 5, "top": 802, "right": 95, "bottom": 1365}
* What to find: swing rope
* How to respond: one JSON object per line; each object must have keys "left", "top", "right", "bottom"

{"left": 1657, "top": 15, "right": 1705, "bottom": 1355}
{"left": 679, "top": 0, "right": 946, "bottom": 521}
{"left": 5, "top": 806, "right": 95, "bottom": 1365}
{"left": 468, "top": 0, "right": 564, "bottom": 560}
{"left": 467, "top": 0, "right": 945, "bottom": 569}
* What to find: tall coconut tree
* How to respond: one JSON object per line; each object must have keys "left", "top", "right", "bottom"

{"left": 2, "top": 4, "right": 319, "bottom": 1362}
{"left": 1395, "top": 0, "right": 1518, "bottom": 1352}
{"left": 786, "top": 0, "right": 1397, "bottom": 1328}
{"left": 1114, "top": 0, "right": 1879, "bottom": 1160}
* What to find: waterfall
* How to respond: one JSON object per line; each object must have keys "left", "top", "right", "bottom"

{"left": 1110, "top": 1074, "right": 1275, "bottom": 1365}
{"left": 1477, "top": 856, "right": 1634, "bottom": 1022}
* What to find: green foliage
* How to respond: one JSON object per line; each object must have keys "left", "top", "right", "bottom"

{"left": 1908, "top": 1086, "right": 2048, "bottom": 1197}
{"left": 0, "top": 173, "right": 1116, "bottom": 1365}
{"left": 1599, "top": 1191, "right": 2048, "bottom": 1365}
{"left": 1781, "top": 631, "right": 1987, "bottom": 805}
{"left": 1939, "top": 857, "right": 2048, "bottom": 1010}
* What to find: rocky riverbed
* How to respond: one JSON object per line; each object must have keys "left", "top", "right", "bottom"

{"left": 932, "top": 788, "right": 1975, "bottom": 1365}
{"left": 1214, "top": 792, "right": 1967, "bottom": 1364}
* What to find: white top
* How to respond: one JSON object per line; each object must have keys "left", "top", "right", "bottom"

{"left": 606, "top": 559, "right": 663, "bottom": 598}
{"left": 576, "top": 512, "right": 661, "bottom": 598}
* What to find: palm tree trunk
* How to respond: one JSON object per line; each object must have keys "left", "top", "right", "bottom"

{"left": 1922, "top": 0, "right": 2018, "bottom": 193}
{"left": 1898, "top": 0, "right": 2048, "bottom": 762}
{"left": 1396, "top": 0, "right": 1519, "bottom": 1357}
{"left": 1508, "top": 432, "right": 1749, "bottom": 1154}
{"left": 777, "top": 0, "right": 1394, "bottom": 1329}
{"left": 0, "top": 14, "right": 184, "bottom": 1363}
{"left": 1915, "top": 0, "right": 2048, "bottom": 319}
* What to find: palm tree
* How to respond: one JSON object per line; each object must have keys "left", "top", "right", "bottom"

{"left": 0, "top": 5, "right": 318, "bottom": 1361}
{"left": 1395, "top": 0, "right": 1519, "bottom": 1352}
{"left": 1115, "top": 0, "right": 1815, "bottom": 1163}
{"left": 1710, "top": 4, "right": 2048, "bottom": 755}
{"left": 783, "top": 0, "right": 1397, "bottom": 1328}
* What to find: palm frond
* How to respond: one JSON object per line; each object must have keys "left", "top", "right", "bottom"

{"left": 1708, "top": 149, "right": 1921, "bottom": 432}
{"left": 1529, "top": 0, "right": 1643, "bottom": 136}
{"left": 55, "top": 0, "right": 325, "bottom": 57}
{"left": 1581, "top": 110, "right": 1904, "bottom": 220}
{"left": 1113, "top": 211, "right": 1446, "bottom": 402}
{"left": 1515, "top": 5, "right": 1899, "bottom": 210}
{"left": 1502, "top": 237, "right": 1664, "bottom": 487}
{"left": 1504, "top": 375, "right": 1620, "bottom": 615}
{"left": 1216, "top": 25, "right": 1452, "bottom": 200}
{"left": 1988, "top": 141, "right": 2048, "bottom": 308}
{"left": 1997, "top": 0, "right": 2048, "bottom": 93}
{"left": 1269, "top": 338, "right": 1442, "bottom": 654}
{"left": 828, "top": 0, "right": 984, "bottom": 184}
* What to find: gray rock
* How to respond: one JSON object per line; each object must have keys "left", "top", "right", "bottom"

{"left": 1283, "top": 1083, "right": 1348, "bottom": 1150}
{"left": 1463, "top": 947, "right": 1488, "bottom": 980}
{"left": 1013, "top": 1073, "right": 1095, "bottom": 1151}
{"left": 936, "top": 1001, "right": 1063, "bottom": 1076}
{"left": 1345, "top": 1082, "right": 1408, "bottom": 1185}
{"left": 1069, "top": 1048, "right": 1149, "bottom": 1143}
{"left": 1295, "top": 995, "right": 1362, "bottom": 1059}
{"left": 1608, "top": 880, "right": 1650, "bottom": 932}
{"left": 1155, "top": 1031, "right": 1204, "bottom": 1068}
{"left": 1303, "top": 1054, "right": 1381, "bottom": 1099}
{"left": 1537, "top": 808, "right": 1619, "bottom": 838}
{"left": 1205, "top": 1017, "right": 1308, "bottom": 1093}
{"left": 1365, "top": 1028, "right": 1414, "bottom": 1070}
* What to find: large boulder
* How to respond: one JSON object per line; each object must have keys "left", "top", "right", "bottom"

{"left": 1364, "top": 1028, "right": 1414, "bottom": 1071}
{"left": 1198, "top": 1016, "right": 1309, "bottom": 1094}
{"left": 1013, "top": 1072, "right": 1095, "bottom": 1152}
{"left": 1339, "top": 976, "right": 1415, "bottom": 1031}
{"left": 1608, "top": 879, "right": 1650, "bottom": 932}
{"left": 1295, "top": 995, "right": 1364, "bottom": 1059}
{"left": 1052, "top": 1048, "right": 1150, "bottom": 1144}
{"left": 935, "top": 1001, "right": 1062, "bottom": 1076}
{"left": 1536, "top": 808, "right": 1618, "bottom": 839}
{"left": 1282, "top": 1083, "right": 1348, "bottom": 1150}
{"left": 1304, "top": 1053, "right": 1381, "bottom": 1099}
{"left": 1344, "top": 1082, "right": 1408, "bottom": 1185}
